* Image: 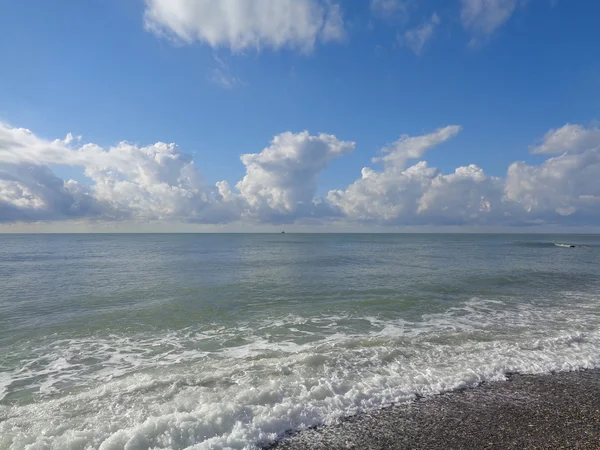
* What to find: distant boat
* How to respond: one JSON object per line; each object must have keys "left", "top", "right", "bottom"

{"left": 554, "top": 242, "right": 576, "bottom": 248}
{"left": 281, "top": 231, "right": 285, "bottom": 234}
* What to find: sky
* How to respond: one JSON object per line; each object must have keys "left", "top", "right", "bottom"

{"left": 0, "top": 0, "right": 599, "bottom": 232}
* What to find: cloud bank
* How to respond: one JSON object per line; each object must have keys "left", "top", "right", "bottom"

{"left": 1, "top": 122, "right": 599, "bottom": 227}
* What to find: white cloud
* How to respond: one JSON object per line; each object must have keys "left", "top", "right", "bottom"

{"left": 0, "top": 124, "right": 220, "bottom": 222}
{"left": 2, "top": 122, "right": 600, "bottom": 228}
{"left": 235, "top": 131, "right": 355, "bottom": 221}
{"left": 0, "top": 164, "right": 102, "bottom": 222}
{"left": 327, "top": 126, "right": 486, "bottom": 224}
{"left": 415, "top": 164, "right": 508, "bottom": 224}
{"left": 530, "top": 123, "right": 600, "bottom": 155}
{"left": 0, "top": 124, "right": 353, "bottom": 224}
{"left": 505, "top": 154, "right": 600, "bottom": 221}
{"left": 144, "top": 0, "right": 345, "bottom": 53}
{"left": 372, "top": 125, "right": 461, "bottom": 168}
{"left": 402, "top": 12, "right": 441, "bottom": 55}
{"left": 506, "top": 124, "right": 600, "bottom": 220}
{"left": 460, "top": 0, "right": 517, "bottom": 41}
{"left": 329, "top": 123, "right": 600, "bottom": 226}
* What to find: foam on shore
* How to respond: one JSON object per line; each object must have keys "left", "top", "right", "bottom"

{"left": 269, "top": 369, "right": 600, "bottom": 449}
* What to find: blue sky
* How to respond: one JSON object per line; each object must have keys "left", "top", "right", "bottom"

{"left": 1, "top": 0, "right": 599, "bottom": 231}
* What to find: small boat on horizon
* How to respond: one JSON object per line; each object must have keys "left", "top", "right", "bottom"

{"left": 554, "top": 242, "right": 576, "bottom": 248}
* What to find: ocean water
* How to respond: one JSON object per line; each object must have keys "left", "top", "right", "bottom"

{"left": 1, "top": 233, "right": 600, "bottom": 449}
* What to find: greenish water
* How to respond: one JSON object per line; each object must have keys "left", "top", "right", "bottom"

{"left": 1, "top": 234, "right": 600, "bottom": 449}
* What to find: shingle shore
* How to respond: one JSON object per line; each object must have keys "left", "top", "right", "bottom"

{"left": 266, "top": 369, "right": 600, "bottom": 450}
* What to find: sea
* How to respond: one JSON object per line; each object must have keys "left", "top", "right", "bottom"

{"left": 1, "top": 233, "right": 600, "bottom": 449}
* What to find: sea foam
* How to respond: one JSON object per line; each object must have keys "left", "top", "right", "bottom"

{"left": 2, "top": 295, "right": 600, "bottom": 449}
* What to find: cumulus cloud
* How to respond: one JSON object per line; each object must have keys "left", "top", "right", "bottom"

{"left": 460, "top": 0, "right": 517, "bottom": 42}
{"left": 0, "top": 124, "right": 353, "bottom": 224}
{"left": 2, "top": 122, "right": 600, "bottom": 227}
{"left": 0, "top": 165, "right": 102, "bottom": 223}
{"left": 144, "top": 0, "right": 345, "bottom": 53}
{"left": 530, "top": 124, "right": 600, "bottom": 155}
{"left": 0, "top": 124, "right": 218, "bottom": 222}
{"left": 234, "top": 131, "right": 355, "bottom": 222}
{"left": 506, "top": 124, "right": 600, "bottom": 220}
{"left": 372, "top": 125, "right": 461, "bottom": 167}
{"left": 505, "top": 156, "right": 600, "bottom": 220}
{"left": 419, "top": 164, "right": 522, "bottom": 225}
{"left": 328, "top": 123, "right": 600, "bottom": 226}
{"left": 326, "top": 126, "right": 499, "bottom": 224}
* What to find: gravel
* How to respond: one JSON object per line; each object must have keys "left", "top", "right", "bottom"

{"left": 265, "top": 370, "right": 600, "bottom": 450}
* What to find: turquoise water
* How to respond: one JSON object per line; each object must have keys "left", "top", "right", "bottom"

{"left": 1, "top": 234, "right": 600, "bottom": 449}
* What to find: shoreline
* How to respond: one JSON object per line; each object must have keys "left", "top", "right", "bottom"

{"left": 265, "top": 369, "right": 600, "bottom": 449}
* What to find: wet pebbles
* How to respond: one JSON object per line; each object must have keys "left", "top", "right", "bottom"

{"left": 267, "top": 370, "right": 600, "bottom": 449}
